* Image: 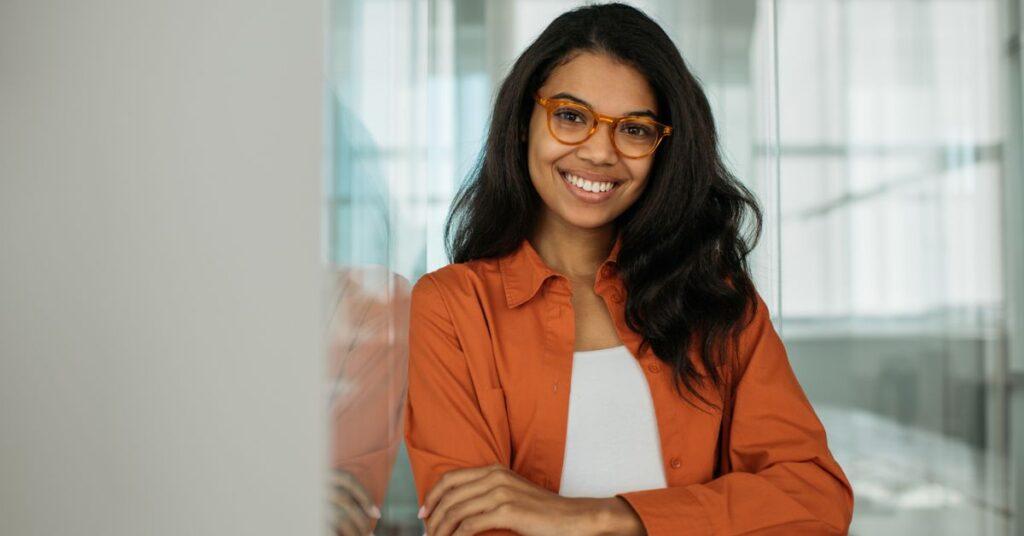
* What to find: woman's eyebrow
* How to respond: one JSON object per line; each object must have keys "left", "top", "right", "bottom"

{"left": 550, "top": 92, "right": 657, "bottom": 118}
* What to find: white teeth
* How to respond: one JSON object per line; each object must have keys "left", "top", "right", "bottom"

{"left": 562, "top": 171, "right": 615, "bottom": 193}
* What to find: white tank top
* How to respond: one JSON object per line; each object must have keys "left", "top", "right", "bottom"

{"left": 558, "top": 344, "right": 668, "bottom": 497}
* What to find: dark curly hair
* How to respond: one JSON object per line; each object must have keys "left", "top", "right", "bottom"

{"left": 444, "top": 2, "right": 763, "bottom": 413}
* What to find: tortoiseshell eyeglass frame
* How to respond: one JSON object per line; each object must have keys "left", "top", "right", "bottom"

{"left": 532, "top": 92, "right": 673, "bottom": 159}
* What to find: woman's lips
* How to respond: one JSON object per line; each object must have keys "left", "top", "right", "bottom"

{"left": 558, "top": 169, "right": 621, "bottom": 204}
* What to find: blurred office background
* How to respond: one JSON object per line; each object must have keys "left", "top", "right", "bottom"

{"left": 328, "top": 0, "right": 1024, "bottom": 535}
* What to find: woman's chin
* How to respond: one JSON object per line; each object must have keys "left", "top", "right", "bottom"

{"left": 557, "top": 211, "right": 616, "bottom": 231}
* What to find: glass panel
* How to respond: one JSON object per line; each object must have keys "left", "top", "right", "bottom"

{"left": 775, "top": 0, "right": 1016, "bottom": 533}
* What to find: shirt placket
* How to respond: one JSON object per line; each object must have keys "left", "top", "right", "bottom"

{"left": 537, "top": 274, "right": 575, "bottom": 493}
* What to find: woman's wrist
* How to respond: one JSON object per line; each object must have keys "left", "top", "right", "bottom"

{"left": 577, "top": 496, "right": 646, "bottom": 536}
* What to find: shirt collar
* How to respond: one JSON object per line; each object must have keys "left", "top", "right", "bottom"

{"left": 498, "top": 232, "right": 623, "bottom": 308}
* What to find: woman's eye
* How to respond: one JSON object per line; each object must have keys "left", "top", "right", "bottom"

{"left": 554, "top": 109, "right": 584, "bottom": 123}
{"left": 622, "top": 123, "right": 654, "bottom": 138}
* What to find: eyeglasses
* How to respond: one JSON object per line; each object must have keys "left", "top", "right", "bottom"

{"left": 533, "top": 92, "right": 672, "bottom": 159}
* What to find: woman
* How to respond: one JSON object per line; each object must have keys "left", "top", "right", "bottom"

{"left": 404, "top": 3, "right": 854, "bottom": 535}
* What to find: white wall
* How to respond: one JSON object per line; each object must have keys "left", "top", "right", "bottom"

{"left": 0, "top": 1, "right": 325, "bottom": 534}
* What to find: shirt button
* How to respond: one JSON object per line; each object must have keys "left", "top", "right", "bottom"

{"left": 647, "top": 362, "right": 661, "bottom": 373}
{"left": 669, "top": 457, "right": 682, "bottom": 469}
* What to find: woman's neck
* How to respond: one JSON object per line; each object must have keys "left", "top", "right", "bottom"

{"left": 530, "top": 213, "right": 616, "bottom": 283}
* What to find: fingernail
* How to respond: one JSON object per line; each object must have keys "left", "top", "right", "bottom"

{"left": 417, "top": 505, "right": 426, "bottom": 519}
{"left": 369, "top": 504, "right": 381, "bottom": 518}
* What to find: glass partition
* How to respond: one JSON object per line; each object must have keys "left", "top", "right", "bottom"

{"left": 775, "top": 1, "right": 1016, "bottom": 533}
{"left": 326, "top": 1, "right": 1021, "bottom": 534}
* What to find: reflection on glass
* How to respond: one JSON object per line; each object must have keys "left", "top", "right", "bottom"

{"left": 326, "top": 264, "right": 410, "bottom": 535}
{"left": 324, "top": 86, "right": 415, "bottom": 534}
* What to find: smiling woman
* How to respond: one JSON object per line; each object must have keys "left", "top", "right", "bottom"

{"left": 403, "top": 3, "right": 853, "bottom": 536}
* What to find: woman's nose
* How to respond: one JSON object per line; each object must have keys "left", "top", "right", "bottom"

{"left": 576, "top": 120, "right": 619, "bottom": 164}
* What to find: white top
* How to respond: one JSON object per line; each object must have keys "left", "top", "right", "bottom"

{"left": 558, "top": 344, "right": 668, "bottom": 497}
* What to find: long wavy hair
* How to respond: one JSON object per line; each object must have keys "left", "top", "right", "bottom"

{"left": 444, "top": 2, "right": 763, "bottom": 413}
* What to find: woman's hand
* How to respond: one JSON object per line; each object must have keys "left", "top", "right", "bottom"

{"left": 420, "top": 464, "right": 642, "bottom": 536}
{"left": 329, "top": 468, "right": 381, "bottom": 536}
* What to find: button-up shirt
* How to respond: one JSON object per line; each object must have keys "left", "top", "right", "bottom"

{"left": 404, "top": 234, "right": 854, "bottom": 535}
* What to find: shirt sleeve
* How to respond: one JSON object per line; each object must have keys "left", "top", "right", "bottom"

{"left": 615, "top": 292, "right": 855, "bottom": 535}
{"left": 404, "top": 273, "right": 518, "bottom": 536}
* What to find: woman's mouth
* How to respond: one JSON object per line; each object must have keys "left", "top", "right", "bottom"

{"left": 558, "top": 169, "right": 622, "bottom": 204}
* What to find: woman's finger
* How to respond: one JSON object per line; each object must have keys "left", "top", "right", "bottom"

{"left": 422, "top": 464, "right": 501, "bottom": 519}
{"left": 331, "top": 469, "right": 380, "bottom": 519}
{"left": 436, "top": 489, "right": 516, "bottom": 536}
{"left": 451, "top": 502, "right": 517, "bottom": 536}
{"left": 328, "top": 486, "right": 372, "bottom": 536}
{"left": 328, "top": 502, "right": 365, "bottom": 536}
{"left": 428, "top": 470, "right": 514, "bottom": 536}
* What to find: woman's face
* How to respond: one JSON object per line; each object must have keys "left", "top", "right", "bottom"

{"left": 527, "top": 51, "right": 659, "bottom": 231}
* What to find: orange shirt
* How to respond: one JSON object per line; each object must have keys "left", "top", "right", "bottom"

{"left": 404, "top": 235, "right": 854, "bottom": 535}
